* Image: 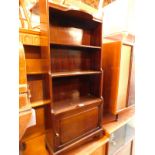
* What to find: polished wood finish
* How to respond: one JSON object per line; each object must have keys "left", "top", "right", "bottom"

{"left": 51, "top": 71, "right": 101, "bottom": 78}
{"left": 39, "top": 1, "right": 104, "bottom": 154}
{"left": 19, "top": 110, "right": 32, "bottom": 140}
{"left": 19, "top": 29, "right": 40, "bottom": 46}
{"left": 19, "top": 42, "right": 28, "bottom": 93}
{"left": 62, "top": 135, "right": 109, "bottom": 155}
{"left": 51, "top": 43, "right": 101, "bottom": 49}
{"left": 19, "top": 42, "right": 32, "bottom": 140}
{"left": 54, "top": 104, "right": 101, "bottom": 147}
{"left": 19, "top": 28, "right": 52, "bottom": 155}
{"left": 22, "top": 105, "right": 51, "bottom": 141}
{"left": 53, "top": 96, "right": 103, "bottom": 115}
{"left": 102, "top": 35, "right": 134, "bottom": 116}
{"left": 19, "top": 28, "right": 48, "bottom": 46}
{"left": 51, "top": 48, "right": 101, "bottom": 73}
{"left": 19, "top": 94, "right": 31, "bottom": 112}
{"left": 26, "top": 59, "right": 49, "bottom": 74}
{"left": 27, "top": 75, "right": 50, "bottom": 103}
{"left": 20, "top": 134, "right": 49, "bottom": 155}
{"left": 31, "top": 99, "right": 51, "bottom": 108}
{"left": 103, "top": 107, "right": 135, "bottom": 134}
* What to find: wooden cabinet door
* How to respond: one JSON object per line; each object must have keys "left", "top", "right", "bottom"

{"left": 103, "top": 41, "right": 133, "bottom": 115}
{"left": 116, "top": 44, "right": 132, "bottom": 111}
{"left": 108, "top": 123, "right": 135, "bottom": 155}
{"left": 53, "top": 102, "right": 102, "bottom": 150}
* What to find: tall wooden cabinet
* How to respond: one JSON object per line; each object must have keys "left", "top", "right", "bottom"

{"left": 39, "top": 1, "right": 104, "bottom": 154}
{"left": 102, "top": 33, "right": 135, "bottom": 118}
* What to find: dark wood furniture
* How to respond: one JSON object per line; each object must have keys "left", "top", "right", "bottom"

{"left": 61, "top": 106, "right": 135, "bottom": 155}
{"left": 102, "top": 33, "right": 135, "bottom": 120}
{"left": 38, "top": 1, "right": 104, "bottom": 154}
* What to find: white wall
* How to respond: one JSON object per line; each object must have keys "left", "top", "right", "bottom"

{"left": 103, "top": 0, "right": 135, "bottom": 36}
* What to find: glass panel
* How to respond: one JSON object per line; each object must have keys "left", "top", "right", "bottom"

{"left": 108, "top": 120, "right": 135, "bottom": 155}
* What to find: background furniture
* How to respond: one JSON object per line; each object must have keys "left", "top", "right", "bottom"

{"left": 102, "top": 32, "right": 135, "bottom": 119}
{"left": 19, "top": 41, "right": 32, "bottom": 140}
{"left": 19, "top": 28, "right": 50, "bottom": 155}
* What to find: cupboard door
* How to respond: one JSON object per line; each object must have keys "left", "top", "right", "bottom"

{"left": 60, "top": 107, "right": 99, "bottom": 144}
{"left": 115, "top": 141, "right": 132, "bottom": 155}
{"left": 55, "top": 103, "right": 102, "bottom": 148}
{"left": 108, "top": 123, "right": 135, "bottom": 155}
{"left": 117, "top": 44, "right": 132, "bottom": 111}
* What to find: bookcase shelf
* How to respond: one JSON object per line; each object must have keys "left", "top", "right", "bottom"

{"left": 53, "top": 95, "right": 103, "bottom": 115}
{"left": 39, "top": 1, "right": 104, "bottom": 153}
{"left": 51, "top": 43, "right": 101, "bottom": 50}
{"left": 31, "top": 99, "right": 51, "bottom": 108}
{"left": 51, "top": 71, "right": 101, "bottom": 78}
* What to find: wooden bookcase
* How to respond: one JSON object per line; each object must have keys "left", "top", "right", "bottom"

{"left": 102, "top": 33, "right": 135, "bottom": 119}
{"left": 19, "top": 29, "right": 52, "bottom": 146}
{"left": 39, "top": 1, "right": 104, "bottom": 154}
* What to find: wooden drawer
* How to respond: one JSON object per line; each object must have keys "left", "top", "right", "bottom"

{"left": 52, "top": 101, "right": 103, "bottom": 150}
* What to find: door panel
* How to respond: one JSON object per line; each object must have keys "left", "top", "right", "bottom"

{"left": 117, "top": 45, "right": 131, "bottom": 111}
{"left": 60, "top": 107, "right": 99, "bottom": 144}
{"left": 115, "top": 141, "right": 132, "bottom": 155}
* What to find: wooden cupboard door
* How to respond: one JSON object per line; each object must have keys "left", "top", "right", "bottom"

{"left": 60, "top": 107, "right": 99, "bottom": 144}
{"left": 115, "top": 141, "right": 132, "bottom": 155}
{"left": 117, "top": 44, "right": 132, "bottom": 111}
{"left": 108, "top": 123, "right": 135, "bottom": 155}
{"left": 55, "top": 104, "right": 101, "bottom": 147}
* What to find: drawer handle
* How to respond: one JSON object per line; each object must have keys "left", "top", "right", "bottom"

{"left": 77, "top": 103, "right": 85, "bottom": 107}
